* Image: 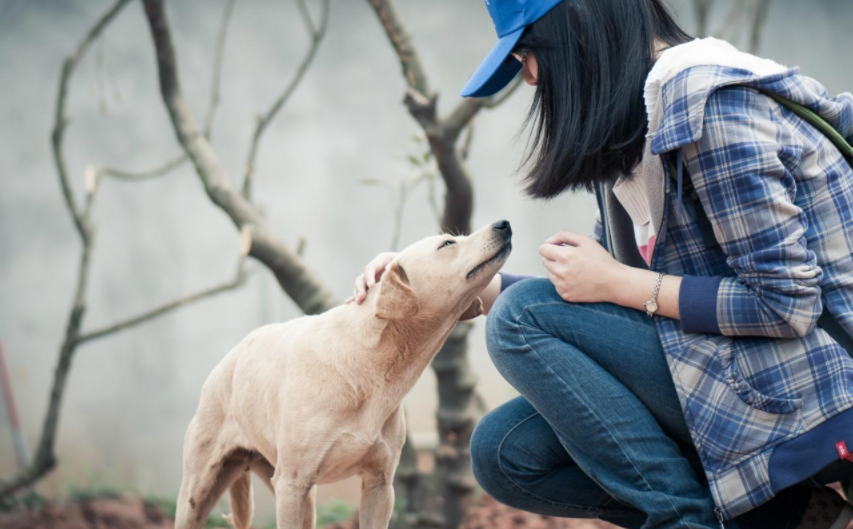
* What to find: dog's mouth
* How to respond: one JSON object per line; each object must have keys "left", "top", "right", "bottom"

{"left": 466, "top": 242, "right": 512, "bottom": 280}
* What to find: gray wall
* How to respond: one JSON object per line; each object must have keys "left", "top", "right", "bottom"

{"left": 1, "top": 0, "right": 851, "bottom": 515}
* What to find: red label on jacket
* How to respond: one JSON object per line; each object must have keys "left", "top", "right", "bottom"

{"left": 837, "top": 441, "right": 853, "bottom": 461}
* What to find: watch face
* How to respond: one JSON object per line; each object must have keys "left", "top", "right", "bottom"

{"left": 645, "top": 300, "right": 658, "bottom": 313}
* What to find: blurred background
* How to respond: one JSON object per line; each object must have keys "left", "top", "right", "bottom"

{"left": 1, "top": 0, "right": 851, "bottom": 527}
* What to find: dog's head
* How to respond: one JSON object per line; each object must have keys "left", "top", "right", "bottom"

{"left": 374, "top": 221, "right": 512, "bottom": 322}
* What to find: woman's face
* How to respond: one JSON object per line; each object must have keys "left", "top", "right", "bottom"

{"left": 511, "top": 51, "right": 539, "bottom": 86}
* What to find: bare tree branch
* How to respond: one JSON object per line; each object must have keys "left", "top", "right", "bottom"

{"left": 204, "top": 0, "right": 236, "bottom": 138}
{"left": 142, "top": 0, "right": 337, "bottom": 315}
{"left": 0, "top": 0, "right": 245, "bottom": 500}
{"left": 366, "top": 0, "right": 430, "bottom": 97}
{"left": 91, "top": 0, "right": 237, "bottom": 187}
{"left": 52, "top": 0, "right": 132, "bottom": 243}
{"left": 95, "top": 153, "right": 187, "bottom": 182}
{"left": 445, "top": 77, "right": 523, "bottom": 141}
{"left": 242, "top": 0, "right": 330, "bottom": 199}
{"left": 0, "top": 0, "right": 133, "bottom": 500}
{"left": 77, "top": 247, "right": 251, "bottom": 345}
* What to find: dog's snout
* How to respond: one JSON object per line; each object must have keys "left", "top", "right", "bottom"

{"left": 492, "top": 220, "right": 512, "bottom": 236}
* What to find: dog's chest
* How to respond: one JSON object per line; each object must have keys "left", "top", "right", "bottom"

{"left": 314, "top": 431, "right": 388, "bottom": 483}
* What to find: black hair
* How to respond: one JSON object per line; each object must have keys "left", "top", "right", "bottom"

{"left": 513, "top": 0, "right": 692, "bottom": 198}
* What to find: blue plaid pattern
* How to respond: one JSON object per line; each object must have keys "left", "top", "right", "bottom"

{"left": 595, "top": 65, "right": 853, "bottom": 520}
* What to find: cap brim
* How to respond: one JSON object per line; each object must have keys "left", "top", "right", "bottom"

{"left": 460, "top": 26, "right": 524, "bottom": 98}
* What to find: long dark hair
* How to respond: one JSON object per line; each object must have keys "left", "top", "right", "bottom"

{"left": 514, "top": 0, "right": 692, "bottom": 198}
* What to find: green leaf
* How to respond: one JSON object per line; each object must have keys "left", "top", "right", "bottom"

{"left": 359, "top": 178, "right": 385, "bottom": 186}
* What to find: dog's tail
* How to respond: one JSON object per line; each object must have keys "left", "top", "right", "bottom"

{"left": 221, "top": 471, "right": 253, "bottom": 529}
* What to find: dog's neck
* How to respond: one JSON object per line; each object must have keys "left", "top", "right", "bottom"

{"left": 346, "top": 294, "right": 469, "bottom": 399}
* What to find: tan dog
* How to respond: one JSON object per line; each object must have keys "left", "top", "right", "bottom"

{"left": 175, "top": 221, "right": 513, "bottom": 529}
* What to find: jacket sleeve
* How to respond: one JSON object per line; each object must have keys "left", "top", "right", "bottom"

{"left": 678, "top": 86, "right": 823, "bottom": 338}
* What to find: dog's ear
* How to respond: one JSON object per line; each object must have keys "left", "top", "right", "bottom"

{"left": 375, "top": 262, "right": 420, "bottom": 320}
{"left": 458, "top": 297, "right": 484, "bottom": 321}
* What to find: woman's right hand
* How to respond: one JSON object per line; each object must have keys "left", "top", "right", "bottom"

{"left": 345, "top": 252, "right": 399, "bottom": 305}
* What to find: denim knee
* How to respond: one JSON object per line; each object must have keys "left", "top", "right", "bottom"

{"left": 470, "top": 408, "right": 515, "bottom": 505}
{"left": 486, "top": 277, "right": 559, "bottom": 370}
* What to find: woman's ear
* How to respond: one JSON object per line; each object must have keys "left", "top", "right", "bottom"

{"left": 374, "top": 262, "right": 420, "bottom": 320}
{"left": 458, "top": 297, "right": 484, "bottom": 321}
{"left": 522, "top": 53, "right": 539, "bottom": 85}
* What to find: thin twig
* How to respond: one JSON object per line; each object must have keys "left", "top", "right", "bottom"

{"left": 90, "top": 0, "right": 237, "bottom": 187}
{"left": 0, "top": 0, "right": 132, "bottom": 502}
{"left": 460, "top": 121, "right": 475, "bottom": 162}
{"left": 242, "top": 0, "right": 330, "bottom": 199}
{"left": 483, "top": 75, "right": 523, "bottom": 109}
{"left": 143, "top": 0, "right": 338, "bottom": 314}
{"left": 52, "top": 0, "right": 132, "bottom": 242}
{"left": 77, "top": 254, "right": 250, "bottom": 345}
{"left": 204, "top": 0, "right": 236, "bottom": 137}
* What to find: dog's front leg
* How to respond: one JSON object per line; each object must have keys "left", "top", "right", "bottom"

{"left": 359, "top": 470, "right": 395, "bottom": 529}
{"left": 273, "top": 478, "right": 314, "bottom": 529}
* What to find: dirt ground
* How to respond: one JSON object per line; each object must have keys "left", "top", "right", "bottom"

{"left": 0, "top": 496, "right": 174, "bottom": 529}
{"left": 0, "top": 493, "right": 618, "bottom": 529}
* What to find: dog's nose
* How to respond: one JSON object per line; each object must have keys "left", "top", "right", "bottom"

{"left": 492, "top": 220, "right": 512, "bottom": 236}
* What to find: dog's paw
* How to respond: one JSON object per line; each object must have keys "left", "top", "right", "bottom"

{"left": 221, "top": 513, "right": 235, "bottom": 528}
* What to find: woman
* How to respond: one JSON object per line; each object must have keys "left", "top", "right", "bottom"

{"left": 348, "top": 0, "right": 853, "bottom": 527}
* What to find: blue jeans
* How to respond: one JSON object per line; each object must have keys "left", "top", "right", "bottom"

{"left": 472, "top": 278, "right": 806, "bottom": 529}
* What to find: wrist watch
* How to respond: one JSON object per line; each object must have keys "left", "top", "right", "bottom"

{"left": 644, "top": 272, "right": 665, "bottom": 317}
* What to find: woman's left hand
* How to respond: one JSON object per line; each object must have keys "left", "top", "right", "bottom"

{"left": 538, "top": 230, "right": 626, "bottom": 303}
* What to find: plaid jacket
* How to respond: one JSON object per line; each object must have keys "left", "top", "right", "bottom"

{"left": 591, "top": 63, "right": 853, "bottom": 520}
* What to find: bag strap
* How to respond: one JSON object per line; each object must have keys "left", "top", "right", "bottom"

{"left": 757, "top": 89, "right": 853, "bottom": 163}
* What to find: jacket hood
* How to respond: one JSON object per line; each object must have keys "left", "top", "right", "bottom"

{"left": 644, "top": 37, "right": 853, "bottom": 156}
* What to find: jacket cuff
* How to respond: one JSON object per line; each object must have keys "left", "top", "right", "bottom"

{"left": 499, "top": 273, "right": 534, "bottom": 293}
{"left": 679, "top": 274, "right": 724, "bottom": 334}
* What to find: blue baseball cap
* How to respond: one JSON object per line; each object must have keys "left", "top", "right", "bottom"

{"left": 460, "top": 0, "right": 565, "bottom": 98}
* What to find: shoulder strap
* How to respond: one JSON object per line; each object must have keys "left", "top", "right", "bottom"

{"left": 757, "top": 89, "right": 853, "bottom": 163}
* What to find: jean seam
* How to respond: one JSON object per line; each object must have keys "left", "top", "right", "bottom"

{"left": 495, "top": 410, "right": 603, "bottom": 515}
{"left": 512, "top": 304, "right": 691, "bottom": 528}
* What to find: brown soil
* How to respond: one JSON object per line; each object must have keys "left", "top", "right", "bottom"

{"left": 323, "top": 495, "right": 618, "bottom": 529}
{"left": 0, "top": 494, "right": 616, "bottom": 529}
{"left": 0, "top": 496, "right": 173, "bottom": 529}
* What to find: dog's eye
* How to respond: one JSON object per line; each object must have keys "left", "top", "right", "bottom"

{"left": 438, "top": 240, "right": 456, "bottom": 250}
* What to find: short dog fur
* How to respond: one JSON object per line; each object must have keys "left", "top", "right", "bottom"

{"left": 175, "top": 221, "right": 512, "bottom": 529}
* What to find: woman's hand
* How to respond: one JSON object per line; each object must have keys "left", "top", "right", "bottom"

{"left": 538, "top": 230, "right": 626, "bottom": 304}
{"left": 345, "top": 252, "right": 399, "bottom": 305}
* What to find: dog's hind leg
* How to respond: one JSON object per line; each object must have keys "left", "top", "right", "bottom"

{"left": 250, "top": 455, "right": 276, "bottom": 494}
{"left": 174, "top": 446, "right": 246, "bottom": 529}
{"left": 222, "top": 469, "right": 254, "bottom": 529}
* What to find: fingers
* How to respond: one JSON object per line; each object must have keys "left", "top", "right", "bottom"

{"left": 352, "top": 252, "right": 399, "bottom": 306}
{"left": 365, "top": 253, "right": 395, "bottom": 289}
{"left": 538, "top": 242, "right": 572, "bottom": 261}
{"left": 541, "top": 257, "right": 558, "bottom": 275}
{"left": 545, "top": 230, "right": 589, "bottom": 247}
{"left": 354, "top": 273, "right": 368, "bottom": 304}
